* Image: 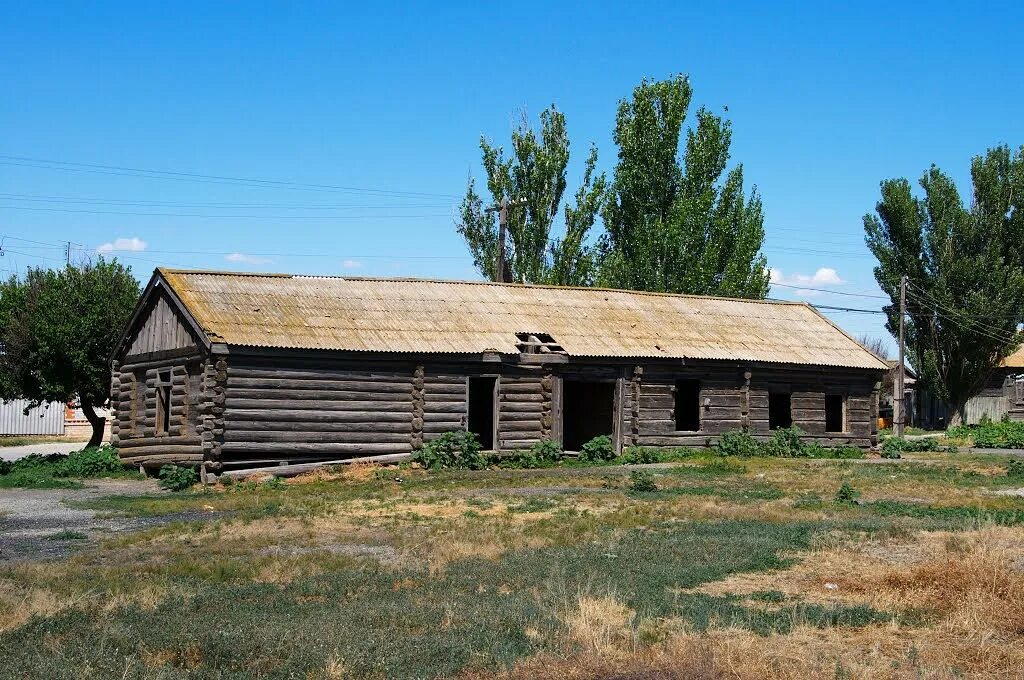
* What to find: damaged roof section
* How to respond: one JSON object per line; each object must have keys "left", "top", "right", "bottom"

{"left": 157, "top": 268, "right": 888, "bottom": 370}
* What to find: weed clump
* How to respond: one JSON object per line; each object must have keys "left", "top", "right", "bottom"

{"left": 949, "top": 416, "right": 1024, "bottom": 448}
{"left": 834, "top": 482, "right": 860, "bottom": 504}
{"left": 0, "top": 445, "right": 127, "bottom": 488}
{"left": 629, "top": 470, "right": 658, "bottom": 492}
{"left": 578, "top": 435, "right": 615, "bottom": 463}
{"left": 413, "top": 431, "right": 486, "bottom": 470}
{"left": 715, "top": 427, "right": 865, "bottom": 460}
{"left": 158, "top": 465, "right": 198, "bottom": 492}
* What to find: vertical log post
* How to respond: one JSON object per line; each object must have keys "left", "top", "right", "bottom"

{"left": 411, "top": 364, "right": 425, "bottom": 450}
{"left": 540, "top": 373, "right": 554, "bottom": 441}
{"left": 630, "top": 366, "right": 643, "bottom": 446}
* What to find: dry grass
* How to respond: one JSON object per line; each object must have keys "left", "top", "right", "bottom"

{"left": 467, "top": 524, "right": 1024, "bottom": 679}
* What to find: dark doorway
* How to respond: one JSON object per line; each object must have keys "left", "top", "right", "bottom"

{"left": 468, "top": 377, "right": 497, "bottom": 449}
{"left": 156, "top": 370, "right": 172, "bottom": 435}
{"left": 674, "top": 379, "right": 701, "bottom": 431}
{"left": 825, "top": 394, "right": 845, "bottom": 433}
{"left": 562, "top": 380, "right": 615, "bottom": 451}
{"left": 768, "top": 392, "right": 792, "bottom": 430}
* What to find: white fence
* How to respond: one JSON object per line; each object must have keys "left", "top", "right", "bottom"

{"left": 0, "top": 400, "right": 65, "bottom": 436}
{"left": 963, "top": 396, "right": 1008, "bottom": 425}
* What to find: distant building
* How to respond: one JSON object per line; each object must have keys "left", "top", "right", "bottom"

{"left": 109, "top": 269, "right": 888, "bottom": 474}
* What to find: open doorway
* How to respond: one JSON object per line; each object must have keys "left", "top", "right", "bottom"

{"left": 562, "top": 380, "right": 615, "bottom": 451}
{"left": 468, "top": 377, "right": 497, "bottom": 449}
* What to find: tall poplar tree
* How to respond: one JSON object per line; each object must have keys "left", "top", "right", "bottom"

{"left": 865, "top": 145, "right": 1024, "bottom": 424}
{"left": 457, "top": 107, "right": 606, "bottom": 286}
{"left": 598, "top": 75, "right": 770, "bottom": 297}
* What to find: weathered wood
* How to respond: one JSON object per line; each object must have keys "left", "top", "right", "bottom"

{"left": 225, "top": 398, "right": 414, "bottom": 412}
{"left": 228, "top": 431, "right": 412, "bottom": 443}
{"left": 227, "top": 377, "right": 412, "bottom": 392}
{"left": 227, "top": 388, "right": 411, "bottom": 402}
{"left": 227, "top": 367, "right": 413, "bottom": 382}
{"left": 220, "top": 453, "right": 413, "bottom": 479}
{"left": 115, "top": 436, "right": 202, "bottom": 449}
{"left": 221, "top": 442, "right": 411, "bottom": 455}
{"left": 225, "top": 420, "right": 412, "bottom": 433}
{"left": 226, "top": 409, "right": 411, "bottom": 423}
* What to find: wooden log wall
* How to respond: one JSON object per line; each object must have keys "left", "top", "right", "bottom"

{"left": 111, "top": 355, "right": 205, "bottom": 467}
{"left": 748, "top": 367, "right": 877, "bottom": 446}
{"left": 421, "top": 365, "right": 468, "bottom": 443}
{"left": 623, "top": 363, "right": 879, "bottom": 449}
{"left": 497, "top": 373, "right": 547, "bottom": 450}
{"left": 220, "top": 357, "right": 416, "bottom": 468}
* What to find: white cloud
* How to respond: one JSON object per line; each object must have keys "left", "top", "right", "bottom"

{"left": 96, "top": 237, "right": 147, "bottom": 253}
{"left": 225, "top": 253, "right": 273, "bottom": 265}
{"left": 771, "top": 267, "right": 843, "bottom": 287}
{"left": 341, "top": 259, "right": 363, "bottom": 270}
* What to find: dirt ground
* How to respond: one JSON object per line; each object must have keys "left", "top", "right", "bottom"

{"left": 0, "top": 479, "right": 218, "bottom": 563}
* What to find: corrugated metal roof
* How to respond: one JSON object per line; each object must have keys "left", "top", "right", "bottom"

{"left": 159, "top": 269, "right": 888, "bottom": 370}
{"left": 1001, "top": 347, "right": 1024, "bottom": 368}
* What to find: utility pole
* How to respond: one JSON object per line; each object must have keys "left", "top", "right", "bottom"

{"left": 65, "top": 241, "right": 71, "bottom": 266}
{"left": 895, "top": 275, "right": 908, "bottom": 439}
{"left": 485, "top": 196, "right": 526, "bottom": 283}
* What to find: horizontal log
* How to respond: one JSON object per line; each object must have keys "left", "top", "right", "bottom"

{"left": 227, "top": 377, "right": 412, "bottom": 392}
{"left": 499, "top": 382, "right": 544, "bottom": 393}
{"left": 227, "top": 367, "right": 413, "bottom": 382}
{"left": 116, "top": 444, "right": 204, "bottom": 457}
{"left": 121, "top": 453, "right": 206, "bottom": 467}
{"left": 497, "top": 402, "right": 544, "bottom": 413}
{"left": 221, "top": 442, "right": 412, "bottom": 455}
{"left": 498, "top": 411, "right": 544, "bottom": 422}
{"left": 500, "top": 393, "right": 544, "bottom": 403}
{"left": 227, "top": 431, "right": 411, "bottom": 444}
{"left": 499, "top": 420, "right": 545, "bottom": 432}
{"left": 220, "top": 453, "right": 413, "bottom": 479}
{"left": 226, "top": 409, "right": 411, "bottom": 423}
{"left": 423, "top": 411, "right": 464, "bottom": 422}
{"left": 636, "top": 435, "right": 715, "bottom": 446}
{"left": 499, "top": 438, "right": 543, "bottom": 449}
{"left": 115, "top": 436, "right": 202, "bottom": 449}
{"left": 225, "top": 398, "right": 414, "bottom": 412}
{"left": 227, "top": 388, "right": 411, "bottom": 402}
{"left": 225, "top": 420, "right": 412, "bottom": 433}
{"left": 423, "top": 383, "right": 469, "bottom": 394}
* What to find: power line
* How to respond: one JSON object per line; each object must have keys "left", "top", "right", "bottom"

{"left": 770, "top": 281, "right": 888, "bottom": 299}
{"left": 0, "top": 205, "right": 453, "bottom": 220}
{"left": 0, "top": 193, "right": 453, "bottom": 210}
{"left": 0, "top": 154, "right": 461, "bottom": 199}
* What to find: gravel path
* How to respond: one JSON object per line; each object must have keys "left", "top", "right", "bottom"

{"left": 0, "top": 442, "right": 87, "bottom": 462}
{"left": 0, "top": 478, "right": 216, "bottom": 563}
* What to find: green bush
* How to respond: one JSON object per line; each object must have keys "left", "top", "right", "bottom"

{"left": 834, "top": 482, "right": 860, "bottom": 504}
{"left": 949, "top": 419, "right": 1024, "bottom": 448}
{"left": 578, "top": 435, "right": 615, "bottom": 463}
{"left": 629, "top": 469, "right": 658, "bottom": 492}
{"left": 413, "top": 431, "right": 486, "bottom": 470}
{"left": 715, "top": 430, "right": 759, "bottom": 457}
{"left": 58, "top": 446, "right": 123, "bottom": 477}
{"left": 619, "top": 446, "right": 662, "bottom": 464}
{"left": 763, "top": 427, "right": 805, "bottom": 457}
{"left": 158, "top": 465, "right": 198, "bottom": 492}
{"left": 530, "top": 439, "right": 563, "bottom": 464}
{"left": 1007, "top": 459, "right": 1024, "bottom": 478}
{"left": 881, "top": 437, "right": 938, "bottom": 459}
{"left": 500, "top": 448, "right": 541, "bottom": 469}
{"left": 714, "top": 428, "right": 864, "bottom": 460}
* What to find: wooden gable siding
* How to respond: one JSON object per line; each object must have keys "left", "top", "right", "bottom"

{"left": 125, "top": 290, "right": 198, "bottom": 358}
{"left": 218, "top": 356, "right": 416, "bottom": 469}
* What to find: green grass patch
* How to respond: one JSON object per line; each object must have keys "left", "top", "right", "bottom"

{"left": 46, "top": 530, "right": 88, "bottom": 541}
{"left": 0, "top": 446, "right": 140, "bottom": 489}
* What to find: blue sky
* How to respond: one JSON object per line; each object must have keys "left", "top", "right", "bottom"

{"left": 1, "top": 2, "right": 1022, "bottom": 354}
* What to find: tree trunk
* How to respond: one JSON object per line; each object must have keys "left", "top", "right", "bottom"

{"left": 947, "top": 400, "right": 967, "bottom": 428}
{"left": 80, "top": 398, "right": 106, "bottom": 449}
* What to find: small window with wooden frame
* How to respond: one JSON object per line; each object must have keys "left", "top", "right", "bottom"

{"left": 825, "top": 394, "right": 846, "bottom": 433}
{"left": 673, "top": 379, "right": 701, "bottom": 432}
{"left": 156, "top": 370, "right": 172, "bottom": 436}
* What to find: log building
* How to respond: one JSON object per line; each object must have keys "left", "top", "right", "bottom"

{"left": 109, "top": 269, "right": 888, "bottom": 474}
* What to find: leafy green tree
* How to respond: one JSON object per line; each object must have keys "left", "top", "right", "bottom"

{"left": 864, "top": 145, "right": 1024, "bottom": 425}
{"left": 457, "top": 107, "right": 606, "bottom": 285}
{"left": 599, "top": 75, "right": 770, "bottom": 297}
{"left": 0, "top": 259, "right": 141, "bottom": 447}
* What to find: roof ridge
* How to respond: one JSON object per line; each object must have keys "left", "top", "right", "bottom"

{"left": 157, "top": 268, "right": 808, "bottom": 307}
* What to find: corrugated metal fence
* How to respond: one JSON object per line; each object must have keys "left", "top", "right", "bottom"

{"left": 0, "top": 400, "right": 65, "bottom": 436}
